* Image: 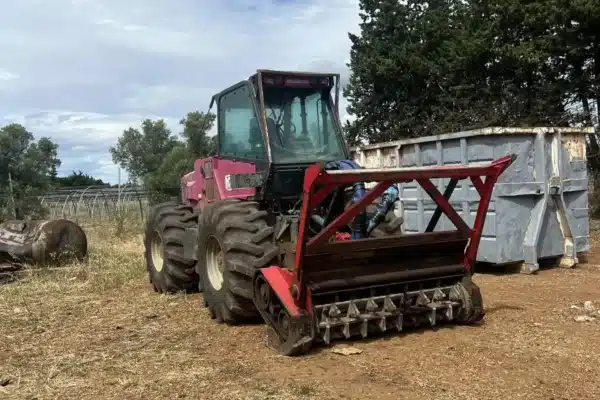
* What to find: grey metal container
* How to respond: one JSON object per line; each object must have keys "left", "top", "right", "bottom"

{"left": 351, "top": 127, "right": 594, "bottom": 273}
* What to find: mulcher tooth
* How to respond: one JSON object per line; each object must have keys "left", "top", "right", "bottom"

{"left": 323, "top": 325, "right": 331, "bottom": 344}
{"left": 445, "top": 305, "right": 454, "bottom": 320}
{"left": 320, "top": 307, "right": 329, "bottom": 324}
{"left": 336, "top": 301, "right": 360, "bottom": 339}
{"left": 328, "top": 304, "right": 341, "bottom": 317}
{"left": 396, "top": 314, "right": 403, "bottom": 332}
{"left": 432, "top": 288, "right": 445, "bottom": 301}
{"left": 449, "top": 286, "right": 461, "bottom": 301}
{"left": 360, "top": 319, "right": 368, "bottom": 338}
{"left": 378, "top": 316, "right": 387, "bottom": 332}
{"left": 347, "top": 301, "right": 360, "bottom": 318}
{"left": 383, "top": 296, "right": 397, "bottom": 312}
{"left": 342, "top": 320, "right": 351, "bottom": 339}
{"left": 366, "top": 299, "right": 378, "bottom": 312}
{"left": 427, "top": 306, "right": 437, "bottom": 326}
{"left": 416, "top": 291, "right": 430, "bottom": 306}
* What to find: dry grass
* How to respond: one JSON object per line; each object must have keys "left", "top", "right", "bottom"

{"left": 1, "top": 216, "right": 600, "bottom": 400}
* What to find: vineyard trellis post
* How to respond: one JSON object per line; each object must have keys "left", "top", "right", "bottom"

{"left": 38, "top": 185, "right": 148, "bottom": 222}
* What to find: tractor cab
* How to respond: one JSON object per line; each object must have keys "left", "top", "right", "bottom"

{"left": 209, "top": 71, "right": 351, "bottom": 207}
{"left": 210, "top": 70, "right": 349, "bottom": 164}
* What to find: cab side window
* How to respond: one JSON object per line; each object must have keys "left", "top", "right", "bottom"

{"left": 218, "top": 85, "right": 266, "bottom": 159}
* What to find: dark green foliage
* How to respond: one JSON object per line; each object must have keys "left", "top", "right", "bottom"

{"left": 144, "top": 143, "right": 192, "bottom": 204}
{"left": 0, "top": 124, "right": 61, "bottom": 221}
{"left": 344, "top": 0, "right": 595, "bottom": 144}
{"left": 54, "top": 170, "right": 106, "bottom": 187}
{"left": 181, "top": 111, "right": 217, "bottom": 159}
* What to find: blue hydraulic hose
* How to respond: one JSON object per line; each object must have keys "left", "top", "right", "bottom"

{"left": 325, "top": 160, "right": 398, "bottom": 239}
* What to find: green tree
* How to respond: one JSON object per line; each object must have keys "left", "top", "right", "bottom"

{"left": 144, "top": 143, "right": 193, "bottom": 203}
{"left": 543, "top": 0, "right": 600, "bottom": 186}
{"left": 112, "top": 112, "right": 217, "bottom": 203}
{"left": 549, "top": 0, "right": 600, "bottom": 126}
{"left": 344, "top": 0, "right": 570, "bottom": 144}
{"left": 180, "top": 111, "right": 217, "bottom": 159}
{"left": 484, "top": 0, "right": 569, "bottom": 126}
{"left": 0, "top": 123, "right": 61, "bottom": 220}
{"left": 109, "top": 119, "right": 179, "bottom": 183}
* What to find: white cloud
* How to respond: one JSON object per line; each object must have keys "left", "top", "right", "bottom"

{"left": 0, "top": 0, "right": 361, "bottom": 184}
{"left": 0, "top": 68, "right": 18, "bottom": 81}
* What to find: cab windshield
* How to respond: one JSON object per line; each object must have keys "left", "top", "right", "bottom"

{"left": 262, "top": 87, "right": 346, "bottom": 163}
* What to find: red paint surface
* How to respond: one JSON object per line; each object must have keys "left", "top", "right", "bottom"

{"left": 260, "top": 266, "right": 301, "bottom": 317}
{"left": 180, "top": 156, "right": 257, "bottom": 207}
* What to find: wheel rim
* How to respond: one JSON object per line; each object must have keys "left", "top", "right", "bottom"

{"left": 255, "top": 275, "right": 271, "bottom": 310}
{"left": 277, "top": 310, "right": 290, "bottom": 340}
{"left": 150, "top": 231, "right": 164, "bottom": 272}
{"left": 206, "top": 235, "right": 225, "bottom": 291}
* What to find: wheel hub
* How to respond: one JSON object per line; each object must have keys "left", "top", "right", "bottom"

{"left": 206, "top": 236, "right": 225, "bottom": 290}
{"left": 150, "top": 232, "right": 164, "bottom": 272}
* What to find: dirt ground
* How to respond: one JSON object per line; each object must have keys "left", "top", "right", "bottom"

{"left": 1, "top": 219, "right": 599, "bottom": 400}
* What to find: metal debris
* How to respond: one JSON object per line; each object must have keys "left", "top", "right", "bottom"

{"left": 331, "top": 345, "right": 363, "bottom": 356}
{"left": 574, "top": 315, "right": 596, "bottom": 323}
{"left": 570, "top": 301, "right": 597, "bottom": 312}
{"left": 570, "top": 301, "right": 597, "bottom": 322}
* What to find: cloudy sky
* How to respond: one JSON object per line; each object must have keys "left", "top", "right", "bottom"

{"left": 0, "top": 0, "right": 360, "bottom": 184}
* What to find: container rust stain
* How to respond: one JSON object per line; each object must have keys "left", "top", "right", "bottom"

{"left": 562, "top": 134, "right": 586, "bottom": 160}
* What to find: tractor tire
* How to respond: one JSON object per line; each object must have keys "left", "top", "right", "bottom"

{"left": 196, "top": 199, "right": 278, "bottom": 324}
{"left": 144, "top": 201, "right": 199, "bottom": 293}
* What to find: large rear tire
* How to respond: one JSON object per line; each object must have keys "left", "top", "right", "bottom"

{"left": 143, "top": 202, "right": 199, "bottom": 293}
{"left": 196, "top": 199, "right": 278, "bottom": 324}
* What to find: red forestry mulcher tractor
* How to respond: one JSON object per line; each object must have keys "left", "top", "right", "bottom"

{"left": 143, "top": 70, "right": 515, "bottom": 356}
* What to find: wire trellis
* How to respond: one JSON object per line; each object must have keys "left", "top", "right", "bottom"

{"left": 39, "top": 185, "right": 149, "bottom": 222}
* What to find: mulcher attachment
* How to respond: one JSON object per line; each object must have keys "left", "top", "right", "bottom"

{"left": 254, "top": 155, "right": 515, "bottom": 356}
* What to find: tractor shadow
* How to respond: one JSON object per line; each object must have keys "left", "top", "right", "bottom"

{"left": 304, "top": 322, "right": 471, "bottom": 356}
{"left": 473, "top": 256, "right": 572, "bottom": 276}
{"left": 473, "top": 261, "right": 524, "bottom": 276}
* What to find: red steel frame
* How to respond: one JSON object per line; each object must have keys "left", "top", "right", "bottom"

{"left": 259, "top": 154, "right": 515, "bottom": 317}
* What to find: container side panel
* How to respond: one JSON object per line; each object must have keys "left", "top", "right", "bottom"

{"left": 495, "top": 196, "right": 535, "bottom": 263}
{"left": 537, "top": 199, "right": 568, "bottom": 259}
{"left": 565, "top": 190, "right": 590, "bottom": 252}
{"left": 353, "top": 127, "right": 591, "bottom": 266}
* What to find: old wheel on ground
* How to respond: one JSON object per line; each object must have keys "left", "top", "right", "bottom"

{"left": 196, "top": 199, "right": 278, "bottom": 324}
{"left": 143, "top": 202, "right": 199, "bottom": 293}
{"left": 0, "top": 219, "right": 88, "bottom": 267}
